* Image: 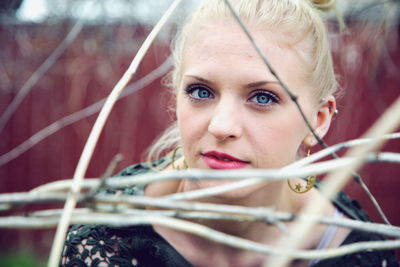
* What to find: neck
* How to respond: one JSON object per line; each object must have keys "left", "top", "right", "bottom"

{"left": 177, "top": 179, "right": 295, "bottom": 241}
{"left": 149, "top": 175, "right": 329, "bottom": 266}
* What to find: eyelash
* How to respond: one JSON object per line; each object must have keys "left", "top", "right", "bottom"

{"left": 184, "top": 84, "right": 214, "bottom": 101}
{"left": 183, "top": 83, "right": 280, "bottom": 107}
{"left": 248, "top": 90, "right": 280, "bottom": 106}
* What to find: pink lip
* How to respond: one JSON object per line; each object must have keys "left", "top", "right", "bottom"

{"left": 201, "top": 150, "right": 249, "bottom": 170}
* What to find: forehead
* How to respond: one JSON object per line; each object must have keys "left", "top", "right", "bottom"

{"left": 182, "top": 19, "right": 311, "bottom": 89}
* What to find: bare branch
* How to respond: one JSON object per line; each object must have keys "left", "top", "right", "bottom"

{"left": 23, "top": 151, "right": 400, "bottom": 199}
{"left": 0, "top": 58, "right": 172, "bottom": 167}
{"left": 0, "top": 213, "right": 399, "bottom": 260}
{"left": 0, "top": 21, "right": 83, "bottom": 133}
{"left": 268, "top": 97, "right": 400, "bottom": 267}
{"left": 222, "top": 0, "right": 325, "bottom": 147}
{"left": 1, "top": 192, "right": 400, "bottom": 238}
{"left": 222, "top": 0, "right": 394, "bottom": 226}
{"left": 47, "top": 1, "right": 183, "bottom": 266}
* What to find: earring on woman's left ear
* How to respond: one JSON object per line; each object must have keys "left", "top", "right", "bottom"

{"left": 287, "top": 149, "right": 317, "bottom": 194}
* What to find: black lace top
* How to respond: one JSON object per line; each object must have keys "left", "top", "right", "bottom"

{"left": 61, "top": 158, "right": 399, "bottom": 267}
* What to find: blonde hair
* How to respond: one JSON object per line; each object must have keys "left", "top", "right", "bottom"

{"left": 147, "top": 0, "right": 338, "bottom": 162}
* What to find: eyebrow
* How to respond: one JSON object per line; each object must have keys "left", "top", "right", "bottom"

{"left": 185, "top": 75, "right": 280, "bottom": 88}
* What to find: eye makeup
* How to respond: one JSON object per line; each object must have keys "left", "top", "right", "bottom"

{"left": 248, "top": 89, "right": 280, "bottom": 105}
{"left": 184, "top": 83, "right": 214, "bottom": 102}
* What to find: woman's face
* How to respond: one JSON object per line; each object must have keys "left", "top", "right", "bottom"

{"left": 176, "top": 19, "right": 329, "bottom": 183}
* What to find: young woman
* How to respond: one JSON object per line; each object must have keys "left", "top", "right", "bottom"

{"left": 61, "top": 0, "right": 399, "bottom": 266}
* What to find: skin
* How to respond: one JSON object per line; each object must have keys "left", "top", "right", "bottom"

{"left": 146, "top": 19, "right": 346, "bottom": 267}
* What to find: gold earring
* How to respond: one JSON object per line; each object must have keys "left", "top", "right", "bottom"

{"left": 287, "top": 149, "right": 317, "bottom": 194}
{"left": 171, "top": 146, "right": 188, "bottom": 170}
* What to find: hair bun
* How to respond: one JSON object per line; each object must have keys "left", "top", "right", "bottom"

{"left": 312, "top": 0, "right": 336, "bottom": 12}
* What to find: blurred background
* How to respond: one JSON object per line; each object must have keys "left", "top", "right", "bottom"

{"left": 0, "top": 0, "right": 399, "bottom": 265}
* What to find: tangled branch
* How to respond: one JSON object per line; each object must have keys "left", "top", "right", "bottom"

{"left": 268, "top": 97, "right": 400, "bottom": 266}
{"left": 1, "top": 1, "right": 399, "bottom": 266}
{"left": 0, "top": 57, "right": 172, "bottom": 167}
{"left": 1, "top": 213, "right": 400, "bottom": 261}
{"left": 0, "top": 21, "right": 83, "bottom": 133}
{"left": 223, "top": 0, "right": 396, "bottom": 227}
{"left": 47, "top": 1, "right": 182, "bottom": 266}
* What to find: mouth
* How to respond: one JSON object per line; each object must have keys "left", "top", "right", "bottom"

{"left": 201, "top": 150, "right": 250, "bottom": 170}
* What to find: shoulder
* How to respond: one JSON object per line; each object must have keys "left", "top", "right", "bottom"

{"left": 314, "top": 191, "right": 399, "bottom": 267}
{"left": 331, "top": 191, "right": 370, "bottom": 222}
{"left": 100, "top": 157, "right": 172, "bottom": 196}
{"left": 314, "top": 228, "right": 399, "bottom": 266}
{"left": 116, "top": 157, "right": 170, "bottom": 177}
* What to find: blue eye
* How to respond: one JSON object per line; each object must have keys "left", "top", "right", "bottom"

{"left": 185, "top": 84, "right": 214, "bottom": 100}
{"left": 196, "top": 88, "right": 212, "bottom": 98}
{"left": 249, "top": 91, "right": 279, "bottom": 105}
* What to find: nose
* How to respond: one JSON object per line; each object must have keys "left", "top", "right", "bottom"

{"left": 208, "top": 99, "right": 243, "bottom": 141}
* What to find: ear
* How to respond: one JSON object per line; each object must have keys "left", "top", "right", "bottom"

{"left": 303, "top": 95, "right": 336, "bottom": 147}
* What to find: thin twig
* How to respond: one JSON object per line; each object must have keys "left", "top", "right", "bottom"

{"left": 93, "top": 153, "right": 400, "bottom": 186}
{"left": 1, "top": 192, "right": 400, "bottom": 238}
{"left": 85, "top": 154, "right": 123, "bottom": 201}
{"left": 165, "top": 139, "right": 400, "bottom": 200}
{"left": 1, "top": 214, "right": 399, "bottom": 260}
{"left": 24, "top": 151, "right": 400, "bottom": 197}
{"left": 0, "top": 21, "right": 83, "bottom": 133}
{"left": 295, "top": 133, "right": 400, "bottom": 167}
{"left": 222, "top": 0, "right": 392, "bottom": 225}
{"left": 0, "top": 58, "right": 172, "bottom": 167}
{"left": 47, "top": 1, "right": 182, "bottom": 266}
{"left": 268, "top": 97, "right": 400, "bottom": 267}
{"left": 222, "top": 0, "right": 325, "bottom": 147}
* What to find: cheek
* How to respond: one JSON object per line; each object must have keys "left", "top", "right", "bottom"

{"left": 176, "top": 99, "right": 209, "bottom": 159}
{"left": 250, "top": 111, "right": 307, "bottom": 167}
